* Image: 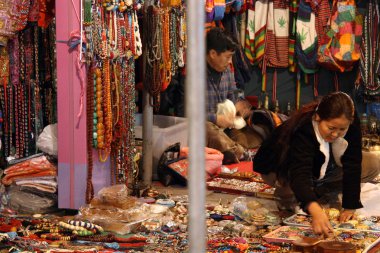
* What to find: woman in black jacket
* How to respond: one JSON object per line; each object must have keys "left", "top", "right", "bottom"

{"left": 254, "top": 92, "right": 376, "bottom": 236}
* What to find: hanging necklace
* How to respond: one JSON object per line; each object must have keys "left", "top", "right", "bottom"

{"left": 86, "top": 63, "right": 94, "bottom": 203}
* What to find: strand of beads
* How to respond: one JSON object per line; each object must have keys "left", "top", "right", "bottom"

{"left": 98, "top": 59, "right": 112, "bottom": 162}
{"left": 58, "top": 221, "right": 94, "bottom": 236}
{"left": 160, "top": 8, "right": 172, "bottom": 89}
{"left": 67, "top": 220, "right": 104, "bottom": 232}
{"left": 86, "top": 65, "right": 95, "bottom": 203}
{"left": 95, "top": 67, "right": 105, "bottom": 150}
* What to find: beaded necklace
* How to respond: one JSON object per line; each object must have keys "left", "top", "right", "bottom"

{"left": 161, "top": 8, "right": 172, "bottom": 90}
{"left": 133, "top": 10, "right": 142, "bottom": 57}
{"left": 98, "top": 59, "right": 112, "bottom": 162}
{"left": 86, "top": 64, "right": 94, "bottom": 203}
{"left": 360, "top": 0, "right": 380, "bottom": 96}
{"left": 0, "top": 47, "right": 9, "bottom": 157}
{"left": 178, "top": 7, "right": 186, "bottom": 68}
{"left": 169, "top": 8, "right": 179, "bottom": 75}
{"left": 33, "top": 25, "right": 42, "bottom": 151}
{"left": 125, "top": 10, "right": 135, "bottom": 56}
{"left": 124, "top": 56, "right": 136, "bottom": 182}
{"left": 95, "top": 66, "right": 104, "bottom": 149}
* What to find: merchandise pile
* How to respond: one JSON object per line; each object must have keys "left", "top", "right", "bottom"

{"left": 0, "top": 184, "right": 380, "bottom": 252}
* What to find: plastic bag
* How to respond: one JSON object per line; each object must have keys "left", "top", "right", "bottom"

{"left": 37, "top": 124, "right": 57, "bottom": 157}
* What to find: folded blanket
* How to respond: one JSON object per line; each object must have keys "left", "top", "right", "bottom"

{"left": 2, "top": 156, "right": 57, "bottom": 185}
{"left": 18, "top": 183, "right": 57, "bottom": 193}
{"left": 15, "top": 179, "right": 57, "bottom": 187}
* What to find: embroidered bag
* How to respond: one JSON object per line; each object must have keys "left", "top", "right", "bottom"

{"left": 317, "top": 0, "right": 363, "bottom": 72}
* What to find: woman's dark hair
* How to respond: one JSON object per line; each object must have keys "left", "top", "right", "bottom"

{"left": 315, "top": 91, "right": 355, "bottom": 122}
{"left": 206, "top": 27, "right": 239, "bottom": 54}
{"left": 275, "top": 92, "right": 355, "bottom": 180}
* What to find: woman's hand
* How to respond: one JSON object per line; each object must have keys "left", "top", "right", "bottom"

{"left": 339, "top": 209, "right": 355, "bottom": 223}
{"left": 308, "top": 202, "right": 333, "bottom": 236}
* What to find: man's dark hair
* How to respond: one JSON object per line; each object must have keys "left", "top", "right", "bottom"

{"left": 206, "top": 27, "right": 239, "bottom": 54}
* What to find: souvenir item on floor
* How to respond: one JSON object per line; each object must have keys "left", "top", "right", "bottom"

{"left": 284, "top": 213, "right": 380, "bottom": 232}
{"left": 96, "top": 184, "right": 137, "bottom": 209}
{"left": 283, "top": 214, "right": 313, "bottom": 227}
{"left": 332, "top": 229, "right": 380, "bottom": 252}
{"left": 155, "top": 199, "right": 175, "bottom": 208}
{"left": 217, "top": 171, "right": 264, "bottom": 183}
{"left": 263, "top": 226, "right": 320, "bottom": 243}
{"left": 265, "top": 226, "right": 380, "bottom": 252}
{"left": 315, "top": 241, "right": 356, "bottom": 253}
{"left": 207, "top": 177, "right": 275, "bottom": 199}
{"left": 208, "top": 203, "right": 235, "bottom": 221}
{"left": 232, "top": 196, "right": 280, "bottom": 225}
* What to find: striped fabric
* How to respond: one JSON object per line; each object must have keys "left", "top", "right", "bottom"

{"left": 288, "top": 0, "right": 298, "bottom": 72}
{"left": 253, "top": 0, "right": 269, "bottom": 66}
{"left": 244, "top": 7, "right": 255, "bottom": 64}
{"left": 309, "top": 0, "right": 331, "bottom": 47}
{"left": 265, "top": 0, "right": 289, "bottom": 68}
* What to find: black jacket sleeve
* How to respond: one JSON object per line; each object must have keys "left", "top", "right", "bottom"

{"left": 340, "top": 117, "right": 363, "bottom": 209}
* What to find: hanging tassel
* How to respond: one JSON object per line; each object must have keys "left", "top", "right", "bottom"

{"left": 272, "top": 69, "right": 277, "bottom": 103}
{"left": 261, "top": 59, "right": 267, "bottom": 92}
{"left": 296, "top": 70, "right": 301, "bottom": 109}
{"left": 334, "top": 72, "right": 339, "bottom": 91}
{"left": 313, "top": 73, "right": 319, "bottom": 98}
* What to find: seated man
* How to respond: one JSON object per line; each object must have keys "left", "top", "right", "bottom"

{"left": 205, "top": 27, "right": 260, "bottom": 163}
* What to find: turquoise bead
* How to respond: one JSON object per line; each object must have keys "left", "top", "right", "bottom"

{"left": 93, "top": 118, "right": 97, "bottom": 124}
{"left": 93, "top": 133, "right": 97, "bottom": 139}
{"left": 93, "top": 112, "right": 97, "bottom": 118}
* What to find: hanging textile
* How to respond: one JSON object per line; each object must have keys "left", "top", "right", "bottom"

{"left": 264, "top": 0, "right": 289, "bottom": 68}
{"left": 317, "top": 0, "right": 363, "bottom": 72}
{"left": 359, "top": 0, "right": 380, "bottom": 96}
{"left": 288, "top": 0, "right": 298, "bottom": 72}
{"left": 295, "top": 0, "right": 318, "bottom": 74}
{"left": 244, "top": 1, "right": 255, "bottom": 64}
{"left": 0, "top": 0, "right": 32, "bottom": 45}
{"left": 253, "top": 0, "right": 269, "bottom": 66}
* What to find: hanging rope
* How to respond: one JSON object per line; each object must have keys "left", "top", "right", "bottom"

{"left": 68, "top": 30, "right": 86, "bottom": 119}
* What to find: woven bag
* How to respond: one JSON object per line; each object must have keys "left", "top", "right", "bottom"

{"left": 317, "top": 0, "right": 363, "bottom": 72}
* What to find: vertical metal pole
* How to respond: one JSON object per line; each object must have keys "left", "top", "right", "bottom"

{"left": 141, "top": 1, "right": 154, "bottom": 186}
{"left": 186, "top": 0, "right": 206, "bottom": 252}
{"left": 142, "top": 90, "right": 153, "bottom": 186}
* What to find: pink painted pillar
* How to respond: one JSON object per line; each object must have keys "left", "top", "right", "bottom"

{"left": 56, "top": 0, "right": 87, "bottom": 209}
{"left": 56, "top": 1, "right": 112, "bottom": 209}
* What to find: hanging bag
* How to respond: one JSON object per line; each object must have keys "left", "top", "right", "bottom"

{"left": 295, "top": 0, "right": 318, "bottom": 74}
{"left": 317, "top": 0, "right": 363, "bottom": 72}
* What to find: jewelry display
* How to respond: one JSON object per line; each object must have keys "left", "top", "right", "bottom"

{"left": 207, "top": 177, "right": 275, "bottom": 199}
